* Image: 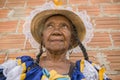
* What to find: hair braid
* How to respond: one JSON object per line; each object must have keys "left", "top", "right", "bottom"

{"left": 77, "top": 39, "right": 89, "bottom": 60}
{"left": 35, "top": 42, "right": 43, "bottom": 64}
{"left": 72, "top": 25, "right": 89, "bottom": 60}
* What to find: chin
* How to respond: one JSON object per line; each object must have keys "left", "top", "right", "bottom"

{"left": 51, "top": 47, "right": 65, "bottom": 51}
{"left": 47, "top": 46, "right": 66, "bottom": 51}
{"left": 45, "top": 43, "right": 69, "bottom": 51}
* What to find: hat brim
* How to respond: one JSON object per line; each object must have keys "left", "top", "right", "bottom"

{"left": 31, "top": 9, "right": 86, "bottom": 48}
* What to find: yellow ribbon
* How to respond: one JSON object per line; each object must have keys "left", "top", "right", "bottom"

{"left": 20, "top": 73, "right": 26, "bottom": 80}
{"left": 17, "top": 59, "right": 22, "bottom": 65}
{"left": 99, "top": 67, "right": 105, "bottom": 80}
{"left": 41, "top": 70, "right": 70, "bottom": 80}
{"left": 80, "top": 59, "right": 84, "bottom": 72}
{"left": 53, "top": 0, "right": 63, "bottom": 6}
{"left": 21, "top": 63, "right": 26, "bottom": 73}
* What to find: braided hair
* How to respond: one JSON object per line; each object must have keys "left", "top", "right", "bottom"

{"left": 35, "top": 42, "right": 43, "bottom": 64}
{"left": 71, "top": 24, "right": 89, "bottom": 61}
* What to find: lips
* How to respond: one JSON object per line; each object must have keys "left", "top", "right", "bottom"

{"left": 49, "top": 39, "right": 64, "bottom": 42}
{"left": 49, "top": 36, "right": 64, "bottom": 42}
{"left": 50, "top": 40, "right": 63, "bottom": 42}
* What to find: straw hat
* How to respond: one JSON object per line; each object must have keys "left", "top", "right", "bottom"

{"left": 31, "top": 9, "right": 86, "bottom": 48}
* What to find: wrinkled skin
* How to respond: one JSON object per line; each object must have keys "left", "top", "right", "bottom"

{"left": 42, "top": 15, "right": 72, "bottom": 54}
{"left": 40, "top": 15, "right": 73, "bottom": 74}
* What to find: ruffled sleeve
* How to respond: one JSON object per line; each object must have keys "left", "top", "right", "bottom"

{"left": 0, "top": 56, "right": 43, "bottom": 80}
{"left": 71, "top": 59, "right": 111, "bottom": 80}
{"left": 71, "top": 60, "right": 85, "bottom": 80}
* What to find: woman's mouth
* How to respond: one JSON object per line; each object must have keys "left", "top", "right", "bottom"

{"left": 49, "top": 37, "right": 64, "bottom": 43}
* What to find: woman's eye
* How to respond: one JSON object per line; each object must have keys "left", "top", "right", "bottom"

{"left": 48, "top": 25, "right": 53, "bottom": 28}
{"left": 46, "top": 24, "right": 54, "bottom": 29}
{"left": 61, "top": 24, "right": 68, "bottom": 29}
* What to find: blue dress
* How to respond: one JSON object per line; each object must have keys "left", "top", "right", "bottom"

{"left": 0, "top": 56, "right": 110, "bottom": 80}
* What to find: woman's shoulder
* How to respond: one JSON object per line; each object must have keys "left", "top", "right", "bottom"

{"left": 72, "top": 59, "right": 110, "bottom": 80}
{"left": 0, "top": 55, "right": 34, "bottom": 69}
{"left": 0, "top": 55, "right": 43, "bottom": 80}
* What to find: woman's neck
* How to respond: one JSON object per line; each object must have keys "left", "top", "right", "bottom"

{"left": 40, "top": 50, "right": 71, "bottom": 74}
{"left": 46, "top": 50, "right": 67, "bottom": 62}
{"left": 40, "top": 55, "right": 71, "bottom": 74}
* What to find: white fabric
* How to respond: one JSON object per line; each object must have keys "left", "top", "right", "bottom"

{"left": 0, "top": 60, "right": 18, "bottom": 77}
{"left": 23, "top": 1, "right": 94, "bottom": 52}
{"left": 12, "top": 76, "right": 21, "bottom": 80}
{"left": 6, "top": 66, "right": 22, "bottom": 80}
{"left": 0, "top": 59, "right": 23, "bottom": 80}
{"left": 93, "top": 64, "right": 109, "bottom": 80}
{"left": 83, "top": 60, "right": 98, "bottom": 80}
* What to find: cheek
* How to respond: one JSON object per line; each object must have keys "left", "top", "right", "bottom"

{"left": 65, "top": 31, "right": 71, "bottom": 44}
{"left": 42, "top": 31, "right": 50, "bottom": 44}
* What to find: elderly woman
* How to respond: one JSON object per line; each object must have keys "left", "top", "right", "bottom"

{"left": 0, "top": 2, "right": 110, "bottom": 80}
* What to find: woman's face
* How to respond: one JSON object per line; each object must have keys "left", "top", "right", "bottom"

{"left": 42, "top": 15, "right": 72, "bottom": 52}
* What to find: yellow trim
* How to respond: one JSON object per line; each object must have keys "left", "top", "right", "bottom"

{"left": 17, "top": 59, "right": 22, "bottom": 65}
{"left": 41, "top": 70, "right": 70, "bottom": 80}
{"left": 20, "top": 73, "right": 26, "bottom": 80}
{"left": 50, "top": 70, "right": 64, "bottom": 79}
{"left": 99, "top": 67, "right": 105, "bottom": 80}
{"left": 80, "top": 59, "right": 84, "bottom": 72}
{"left": 21, "top": 63, "right": 26, "bottom": 73}
{"left": 53, "top": 0, "right": 63, "bottom": 6}
{"left": 41, "top": 75, "right": 47, "bottom": 80}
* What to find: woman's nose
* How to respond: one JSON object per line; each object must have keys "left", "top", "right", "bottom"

{"left": 52, "top": 26, "right": 62, "bottom": 36}
{"left": 52, "top": 24, "right": 62, "bottom": 31}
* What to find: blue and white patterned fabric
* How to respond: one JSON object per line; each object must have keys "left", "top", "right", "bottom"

{"left": 0, "top": 56, "right": 110, "bottom": 80}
